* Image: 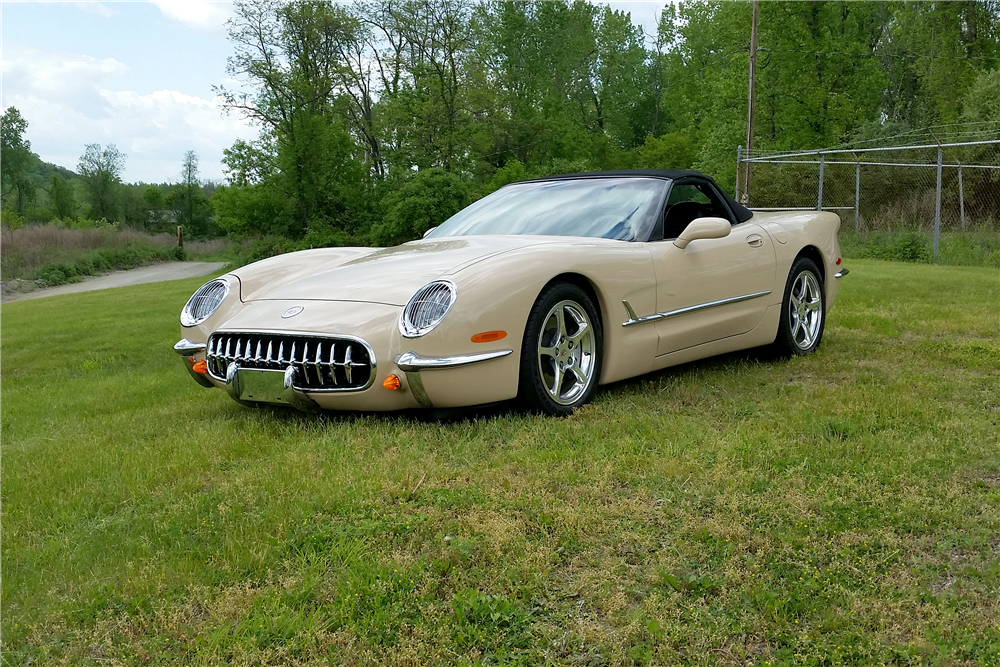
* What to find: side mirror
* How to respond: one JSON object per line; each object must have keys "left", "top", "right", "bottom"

{"left": 422, "top": 226, "right": 438, "bottom": 238}
{"left": 673, "top": 217, "right": 731, "bottom": 249}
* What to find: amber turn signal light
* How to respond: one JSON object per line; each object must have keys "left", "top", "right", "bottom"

{"left": 383, "top": 374, "right": 402, "bottom": 390}
{"left": 191, "top": 359, "right": 208, "bottom": 374}
{"left": 471, "top": 331, "right": 507, "bottom": 343}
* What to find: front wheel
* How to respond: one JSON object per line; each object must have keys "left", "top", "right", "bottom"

{"left": 518, "top": 283, "right": 602, "bottom": 416}
{"left": 773, "top": 257, "right": 825, "bottom": 356}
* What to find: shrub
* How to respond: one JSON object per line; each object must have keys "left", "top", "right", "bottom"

{"left": 480, "top": 159, "right": 527, "bottom": 198}
{"left": 31, "top": 244, "right": 186, "bottom": 287}
{"left": 369, "top": 169, "right": 470, "bottom": 247}
{"left": 840, "top": 229, "right": 932, "bottom": 263}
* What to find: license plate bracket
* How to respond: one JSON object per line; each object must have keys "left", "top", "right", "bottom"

{"left": 237, "top": 368, "right": 288, "bottom": 405}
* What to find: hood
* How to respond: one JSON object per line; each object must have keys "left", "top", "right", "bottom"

{"left": 239, "top": 236, "right": 558, "bottom": 305}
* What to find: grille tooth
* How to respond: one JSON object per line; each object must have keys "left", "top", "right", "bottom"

{"left": 328, "top": 344, "right": 338, "bottom": 386}
{"left": 206, "top": 333, "right": 373, "bottom": 391}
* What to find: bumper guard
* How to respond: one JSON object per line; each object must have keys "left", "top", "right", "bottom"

{"left": 395, "top": 349, "right": 512, "bottom": 408}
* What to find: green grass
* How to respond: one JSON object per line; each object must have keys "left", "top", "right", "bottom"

{"left": 2, "top": 260, "right": 999, "bottom": 666}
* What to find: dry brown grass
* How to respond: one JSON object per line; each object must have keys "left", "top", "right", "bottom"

{"left": 0, "top": 225, "right": 231, "bottom": 280}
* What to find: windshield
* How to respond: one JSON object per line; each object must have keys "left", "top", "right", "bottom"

{"left": 426, "top": 177, "right": 667, "bottom": 241}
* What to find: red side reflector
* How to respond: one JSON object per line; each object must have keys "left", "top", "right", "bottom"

{"left": 471, "top": 331, "right": 507, "bottom": 343}
{"left": 836, "top": 257, "right": 842, "bottom": 265}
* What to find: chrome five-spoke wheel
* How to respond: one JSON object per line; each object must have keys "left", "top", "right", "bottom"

{"left": 537, "top": 300, "right": 597, "bottom": 405}
{"left": 774, "top": 257, "right": 826, "bottom": 356}
{"left": 789, "top": 270, "right": 823, "bottom": 350}
{"left": 519, "top": 283, "right": 603, "bottom": 415}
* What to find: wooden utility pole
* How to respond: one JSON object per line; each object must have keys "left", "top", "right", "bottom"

{"left": 742, "top": 0, "right": 759, "bottom": 205}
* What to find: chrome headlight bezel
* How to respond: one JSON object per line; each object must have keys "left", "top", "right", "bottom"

{"left": 180, "top": 277, "right": 231, "bottom": 327}
{"left": 399, "top": 280, "right": 457, "bottom": 338}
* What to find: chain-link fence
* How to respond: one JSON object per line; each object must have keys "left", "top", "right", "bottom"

{"left": 735, "top": 137, "right": 1000, "bottom": 267}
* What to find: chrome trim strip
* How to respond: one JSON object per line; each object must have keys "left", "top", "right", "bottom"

{"left": 395, "top": 349, "right": 512, "bottom": 372}
{"left": 174, "top": 338, "right": 206, "bottom": 356}
{"left": 207, "top": 330, "right": 377, "bottom": 393}
{"left": 622, "top": 291, "right": 772, "bottom": 327}
{"left": 834, "top": 268, "right": 849, "bottom": 278}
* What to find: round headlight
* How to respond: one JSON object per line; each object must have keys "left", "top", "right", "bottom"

{"left": 400, "top": 280, "right": 456, "bottom": 337}
{"left": 180, "top": 277, "right": 230, "bottom": 327}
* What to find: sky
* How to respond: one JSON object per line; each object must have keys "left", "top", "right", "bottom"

{"left": 1, "top": 0, "right": 667, "bottom": 184}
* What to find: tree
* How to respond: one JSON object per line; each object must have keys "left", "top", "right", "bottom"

{"left": 49, "top": 173, "right": 75, "bottom": 219}
{"left": 217, "top": 0, "right": 366, "bottom": 237}
{"left": 1, "top": 107, "right": 35, "bottom": 216}
{"left": 77, "top": 143, "right": 126, "bottom": 221}
{"left": 179, "top": 150, "right": 210, "bottom": 235}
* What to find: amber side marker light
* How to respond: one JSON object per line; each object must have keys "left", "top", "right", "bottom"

{"left": 191, "top": 359, "right": 209, "bottom": 374}
{"left": 383, "top": 374, "right": 402, "bottom": 390}
{"left": 471, "top": 331, "right": 507, "bottom": 343}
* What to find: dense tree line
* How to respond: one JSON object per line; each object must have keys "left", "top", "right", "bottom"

{"left": 213, "top": 0, "right": 999, "bottom": 245}
{"left": 1, "top": 110, "right": 218, "bottom": 237}
{"left": 3, "top": 1, "right": 999, "bottom": 247}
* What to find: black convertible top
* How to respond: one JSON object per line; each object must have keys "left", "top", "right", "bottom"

{"left": 522, "top": 169, "right": 754, "bottom": 224}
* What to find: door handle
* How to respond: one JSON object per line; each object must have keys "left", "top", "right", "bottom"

{"left": 746, "top": 234, "right": 764, "bottom": 248}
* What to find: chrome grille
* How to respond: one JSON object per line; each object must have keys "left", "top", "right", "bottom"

{"left": 206, "top": 332, "right": 375, "bottom": 391}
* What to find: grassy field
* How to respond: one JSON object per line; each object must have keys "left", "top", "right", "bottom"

{"left": 2, "top": 260, "right": 998, "bottom": 666}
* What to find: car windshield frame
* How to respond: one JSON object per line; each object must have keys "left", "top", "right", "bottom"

{"left": 425, "top": 176, "right": 670, "bottom": 242}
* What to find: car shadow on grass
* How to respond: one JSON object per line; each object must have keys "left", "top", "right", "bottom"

{"left": 220, "top": 345, "right": 789, "bottom": 425}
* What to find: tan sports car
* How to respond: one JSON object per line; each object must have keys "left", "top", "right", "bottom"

{"left": 175, "top": 170, "right": 847, "bottom": 416}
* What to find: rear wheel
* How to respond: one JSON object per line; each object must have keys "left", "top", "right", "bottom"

{"left": 518, "top": 283, "right": 602, "bottom": 416}
{"left": 773, "top": 257, "right": 825, "bottom": 356}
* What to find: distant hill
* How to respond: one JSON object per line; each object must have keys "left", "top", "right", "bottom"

{"left": 26, "top": 153, "right": 78, "bottom": 186}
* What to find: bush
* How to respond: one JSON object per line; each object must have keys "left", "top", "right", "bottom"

{"left": 31, "top": 244, "right": 186, "bottom": 287}
{"left": 480, "top": 159, "right": 528, "bottom": 198}
{"left": 369, "top": 169, "right": 470, "bottom": 247}
{"left": 229, "top": 236, "right": 304, "bottom": 268}
{"left": 840, "top": 229, "right": 932, "bottom": 263}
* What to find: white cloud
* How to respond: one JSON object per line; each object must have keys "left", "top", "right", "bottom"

{"left": 28, "top": 1, "right": 116, "bottom": 17}
{"left": 1, "top": 47, "right": 128, "bottom": 118}
{"left": 2, "top": 46, "right": 254, "bottom": 182}
{"left": 150, "top": 0, "right": 231, "bottom": 33}
{"left": 68, "top": 1, "right": 115, "bottom": 17}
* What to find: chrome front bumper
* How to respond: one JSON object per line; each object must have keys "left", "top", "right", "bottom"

{"left": 395, "top": 349, "right": 513, "bottom": 408}
{"left": 834, "top": 267, "right": 849, "bottom": 278}
{"left": 177, "top": 337, "right": 513, "bottom": 411}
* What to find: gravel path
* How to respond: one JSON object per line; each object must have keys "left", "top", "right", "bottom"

{"left": 2, "top": 261, "right": 228, "bottom": 303}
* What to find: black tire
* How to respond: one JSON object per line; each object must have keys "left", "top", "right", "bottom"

{"left": 518, "top": 282, "right": 603, "bottom": 416}
{"left": 772, "top": 257, "right": 826, "bottom": 357}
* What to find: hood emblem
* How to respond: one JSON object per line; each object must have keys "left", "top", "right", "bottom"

{"left": 281, "top": 306, "right": 304, "bottom": 319}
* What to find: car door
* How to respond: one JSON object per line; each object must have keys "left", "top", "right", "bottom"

{"left": 645, "top": 182, "right": 776, "bottom": 356}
